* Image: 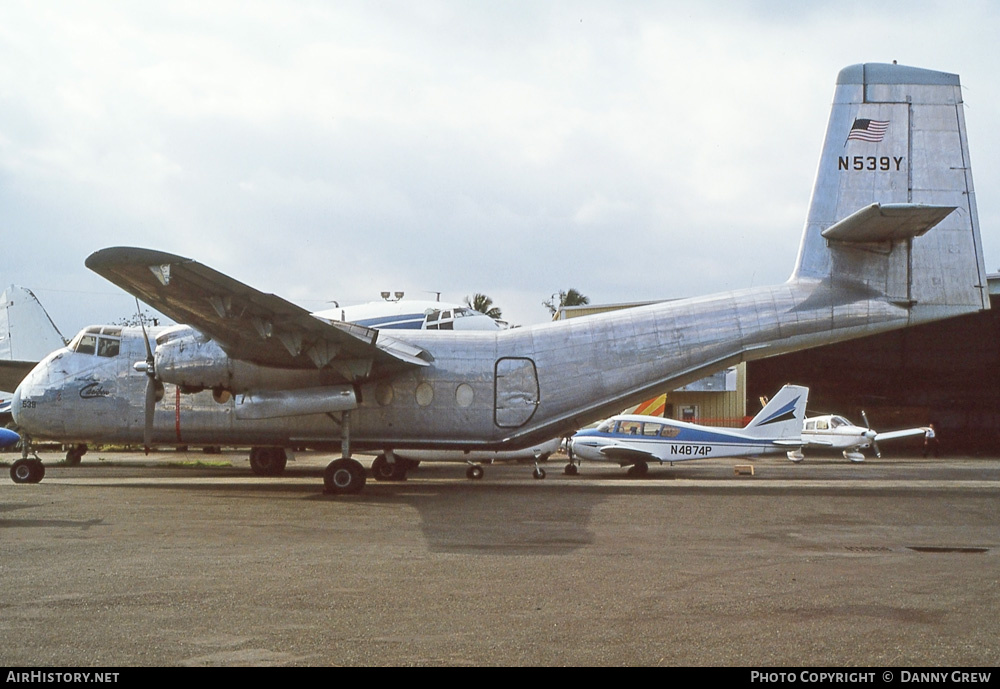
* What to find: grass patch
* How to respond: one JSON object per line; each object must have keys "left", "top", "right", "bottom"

{"left": 164, "top": 460, "right": 234, "bottom": 468}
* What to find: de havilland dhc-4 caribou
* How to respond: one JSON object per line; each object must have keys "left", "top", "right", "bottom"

{"left": 8, "top": 63, "right": 991, "bottom": 493}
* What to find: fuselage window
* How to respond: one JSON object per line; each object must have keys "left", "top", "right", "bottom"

{"left": 616, "top": 421, "right": 641, "bottom": 435}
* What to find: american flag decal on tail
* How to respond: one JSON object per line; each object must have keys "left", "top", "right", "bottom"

{"left": 846, "top": 118, "right": 889, "bottom": 143}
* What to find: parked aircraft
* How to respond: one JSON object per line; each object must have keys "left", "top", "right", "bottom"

{"left": 325, "top": 299, "right": 504, "bottom": 331}
{"left": 10, "top": 63, "right": 990, "bottom": 494}
{"left": 0, "top": 285, "right": 66, "bottom": 395}
{"left": 0, "top": 426, "right": 18, "bottom": 449}
{"left": 569, "top": 384, "right": 808, "bottom": 476}
{"left": 790, "top": 413, "right": 933, "bottom": 462}
{"left": 384, "top": 437, "right": 562, "bottom": 481}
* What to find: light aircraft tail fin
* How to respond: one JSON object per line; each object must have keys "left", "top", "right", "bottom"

{"left": 0, "top": 286, "right": 66, "bottom": 394}
{"left": 743, "top": 384, "right": 808, "bottom": 439}
{"left": 792, "top": 63, "right": 989, "bottom": 323}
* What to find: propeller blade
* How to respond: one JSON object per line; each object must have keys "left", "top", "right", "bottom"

{"left": 861, "top": 410, "right": 871, "bottom": 429}
{"left": 136, "top": 298, "right": 154, "bottom": 367}
{"left": 143, "top": 373, "right": 156, "bottom": 454}
{"left": 873, "top": 441, "right": 881, "bottom": 459}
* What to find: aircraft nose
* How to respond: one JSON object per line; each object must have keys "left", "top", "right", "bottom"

{"left": 10, "top": 384, "right": 23, "bottom": 425}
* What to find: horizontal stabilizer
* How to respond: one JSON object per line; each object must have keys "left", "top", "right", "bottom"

{"left": 820, "top": 203, "right": 956, "bottom": 243}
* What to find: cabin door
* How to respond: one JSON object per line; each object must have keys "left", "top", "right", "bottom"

{"left": 494, "top": 357, "right": 539, "bottom": 428}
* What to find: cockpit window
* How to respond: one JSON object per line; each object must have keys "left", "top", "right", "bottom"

{"left": 97, "top": 337, "right": 120, "bottom": 358}
{"left": 69, "top": 328, "right": 121, "bottom": 357}
{"left": 75, "top": 334, "right": 97, "bottom": 355}
{"left": 642, "top": 422, "right": 662, "bottom": 436}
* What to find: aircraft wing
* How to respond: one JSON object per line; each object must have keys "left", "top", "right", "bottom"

{"left": 85, "top": 247, "right": 431, "bottom": 379}
{"left": 598, "top": 444, "right": 658, "bottom": 464}
{"left": 874, "top": 428, "right": 930, "bottom": 442}
{"left": 773, "top": 438, "right": 806, "bottom": 447}
{"left": 0, "top": 360, "right": 39, "bottom": 393}
{"left": 801, "top": 439, "right": 835, "bottom": 447}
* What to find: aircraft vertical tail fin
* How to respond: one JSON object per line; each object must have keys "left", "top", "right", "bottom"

{"left": 743, "top": 384, "right": 809, "bottom": 439}
{"left": 792, "top": 63, "right": 988, "bottom": 323}
{"left": 0, "top": 285, "right": 66, "bottom": 395}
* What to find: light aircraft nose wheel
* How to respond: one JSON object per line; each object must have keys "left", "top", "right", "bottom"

{"left": 10, "top": 458, "right": 44, "bottom": 484}
{"left": 466, "top": 465, "right": 484, "bottom": 480}
{"left": 532, "top": 467, "right": 546, "bottom": 480}
{"left": 324, "top": 458, "right": 367, "bottom": 494}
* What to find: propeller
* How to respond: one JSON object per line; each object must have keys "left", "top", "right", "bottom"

{"left": 133, "top": 299, "right": 159, "bottom": 454}
{"left": 861, "top": 410, "right": 881, "bottom": 458}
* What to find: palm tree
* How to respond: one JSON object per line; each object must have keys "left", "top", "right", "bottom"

{"left": 464, "top": 293, "right": 503, "bottom": 320}
{"left": 543, "top": 288, "right": 590, "bottom": 316}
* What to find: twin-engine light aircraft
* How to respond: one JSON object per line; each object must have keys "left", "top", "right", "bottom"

{"left": 329, "top": 299, "right": 504, "bottom": 331}
{"left": 569, "top": 384, "right": 808, "bottom": 476}
{"left": 10, "top": 63, "right": 990, "bottom": 493}
{"left": 791, "top": 413, "right": 933, "bottom": 462}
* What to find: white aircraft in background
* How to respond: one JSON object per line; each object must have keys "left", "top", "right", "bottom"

{"left": 322, "top": 299, "right": 504, "bottom": 331}
{"left": 791, "top": 413, "right": 933, "bottom": 462}
{"left": 569, "top": 384, "right": 808, "bottom": 476}
{"left": 382, "top": 438, "right": 562, "bottom": 481}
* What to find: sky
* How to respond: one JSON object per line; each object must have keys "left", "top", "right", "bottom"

{"left": 2, "top": 0, "right": 999, "bottom": 337}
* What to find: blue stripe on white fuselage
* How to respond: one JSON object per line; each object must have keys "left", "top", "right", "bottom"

{"left": 575, "top": 427, "right": 776, "bottom": 445}
{"left": 352, "top": 314, "right": 427, "bottom": 329}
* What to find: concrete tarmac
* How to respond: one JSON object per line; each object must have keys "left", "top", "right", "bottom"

{"left": 1, "top": 450, "right": 998, "bottom": 667}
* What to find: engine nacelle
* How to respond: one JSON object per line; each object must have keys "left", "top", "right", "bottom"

{"left": 153, "top": 326, "right": 335, "bottom": 394}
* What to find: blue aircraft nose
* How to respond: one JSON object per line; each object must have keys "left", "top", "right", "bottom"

{"left": 0, "top": 426, "right": 19, "bottom": 448}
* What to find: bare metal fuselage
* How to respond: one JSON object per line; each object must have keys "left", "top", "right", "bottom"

{"left": 11, "top": 62, "right": 990, "bottom": 461}
{"left": 16, "top": 279, "right": 905, "bottom": 452}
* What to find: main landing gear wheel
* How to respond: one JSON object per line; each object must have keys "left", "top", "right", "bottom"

{"left": 626, "top": 461, "right": 649, "bottom": 478}
{"left": 10, "top": 458, "right": 44, "bottom": 484}
{"left": 249, "top": 447, "right": 288, "bottom": 476}
{"left": 466, "top": 464, "right": 484, "bottom": 480}
{"left": 371, "top": 454, "right": 407, "bottom": 482}
{"left": 65, "top": 444, "right": 87, "bottom": 465}
{"left": 324, "top": 458, "right": 367, "bottom": 494}
{"left": 563, "top": 463, "right": 578, "bottom": 476}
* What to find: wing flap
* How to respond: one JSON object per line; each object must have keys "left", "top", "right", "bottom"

{"left": 86, "top": 247, "right": 430, "bottom": 378}
{"left": 821, "top": 203, "right": 956, "bottom": 243}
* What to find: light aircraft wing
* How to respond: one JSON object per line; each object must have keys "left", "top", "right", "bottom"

{"left": 802, "top": 439, "right": 835, "bottom": 447}
{"left": 773, "top": 439, "right": 806, "bottom": 447}
{"left": 85, "top": 247, "right": 431, "bottom": 379}
{"left": 0, "top": 360, "right": 38, "bottom": 394}
{"left": 598, "top": 444, "right": 658, "bottom": 464}
{"left": 874, "top": 428, "right": 930, "bottom": 442}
